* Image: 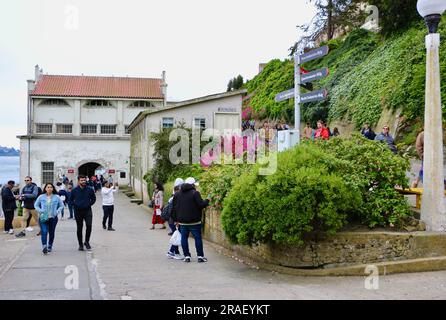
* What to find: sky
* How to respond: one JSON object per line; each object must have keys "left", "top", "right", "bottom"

{"left": 0, "top": 0, "right": 316, "bottom": 148}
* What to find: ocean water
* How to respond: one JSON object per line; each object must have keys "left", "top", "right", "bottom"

{"left": 0, "top": 156, "right": 20, "bottom": 185}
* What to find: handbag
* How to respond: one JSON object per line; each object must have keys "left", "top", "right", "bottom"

{"left": 148, "top": 200, "right": 154, "bottom": 208}
{"left": 169, "top": 230, "right": 182, "bottom": 246}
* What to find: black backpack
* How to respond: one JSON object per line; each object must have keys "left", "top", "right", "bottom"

{"left": 161, "top": 201, "right": 172, "bottom": 221}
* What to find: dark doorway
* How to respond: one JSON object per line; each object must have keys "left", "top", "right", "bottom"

{"left": 78, "top": 162, "right": 102, "bottom": 178}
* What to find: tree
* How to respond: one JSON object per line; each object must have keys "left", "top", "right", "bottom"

{"left": 226, "top": 75, "right": 244, "bottom": 91}
{"left": 368, "top": 0, "right": 419, "bottom": 37}
{"left": 227, "top": 79, "right": 233, "bottom": 92}
{"left": 290, "top": 0, "right": 365, "bottom": 55}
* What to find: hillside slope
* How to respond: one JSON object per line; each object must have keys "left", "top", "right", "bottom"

{"left": 244, "top": 19, "right": 446, "bottom": 142}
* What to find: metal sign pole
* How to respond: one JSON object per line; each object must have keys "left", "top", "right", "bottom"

{"left": 294, "top": 52, "right": 301, "bottom": 145}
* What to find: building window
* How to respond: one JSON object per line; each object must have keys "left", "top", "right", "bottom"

{"left": 41, "top": 162, "right": 54, "bottom": 184}
{"left": 100, "top": 125, "right": 117, "bottom": 134}
{"left": 56, "top": 124, "right": 73, "bottom": 134}
{"left": 120, "top": 172, "right": 126, "bottom": 179}
{"left": 81, "top": 124, "right": 97, "bottom": 134}
{"left": 86, "top": 100, "right": 112, "bottom": 107}
{"left": 125, "top": 125, "right": 131, "bottom": 134}
{"left": 35, "top": 124, "right": 53, "bottom": 134}
{"left": 193, "top": 118, "right": 206, "bottom": 130}
{"left": 41, "top": 99, "right": 68, "bottom": 106}
{"left": 162, "top": 117, "right": 174, "bottom": 129}
{"left": 130, "top": 101, "right": 154, "bottom": 107}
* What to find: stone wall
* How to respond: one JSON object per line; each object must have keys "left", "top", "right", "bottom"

{"left": 203, "top": 208, "right": 446, "bottom": 269}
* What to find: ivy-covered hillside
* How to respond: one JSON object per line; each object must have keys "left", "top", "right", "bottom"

{"left": 244, "top": 19, "right": 446, "bottom": 137}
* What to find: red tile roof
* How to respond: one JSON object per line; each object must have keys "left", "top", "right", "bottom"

{"left": 31, "top": 75, "right": 164, "bottom": 99}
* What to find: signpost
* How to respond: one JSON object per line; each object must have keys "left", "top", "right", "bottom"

{"left": 275, "top": 44, "right": 330, "bottom": 148}
{"left": 108, "top": 169, "right": 116, "bottom": 174}
{"left": 68, "top": 169, "right": 75, "bottom": 174}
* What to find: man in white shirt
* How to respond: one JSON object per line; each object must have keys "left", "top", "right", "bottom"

{"left": 101, "top": 182, "right": 117, "bottom": 231}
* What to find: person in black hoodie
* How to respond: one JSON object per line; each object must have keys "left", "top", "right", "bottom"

{"left": 171, "top": 177, "right": 210, "bottom": 263}
{"left": 2, "top": 180, "right": 17, "bottom": 234}
{"left": 71, "top": 175, "right": 96, "bottom": 251}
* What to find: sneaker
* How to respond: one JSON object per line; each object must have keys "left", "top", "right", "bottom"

{"left": 107, "top": 228, "right": 116, "bottom": 231}
{"left": 84, "top": 242, "right": 92, "bottom": 250}
{"left": 36, "top": 231, "right": 41, "bottom": 236}
{"left": 15, "top": 231, "right": 26, "bottom": 238}
{"left": 42, "top": 247, "right": 48, "bottom": 255}
{"left": 174, "top": 254, "right": 184, "bottom": 260}
{"left": 167, "top": 232, "right": 173, "bottom": 236}
{"left": 183, "top": 256, "right": 191, "bottom": 263}
{"left": 47, "top": 246, "right": 52, "bottom": 252}
{"left": 25, "top": 227, "right": 33, "bottom": 232}
{"left": 3, "top": 231, "right": 8, "bottom": 234}
{"left": 102, "top": 224, "right": 106, "bottom": 230}
{"left": 78, "top": 246, "right": 84, "bottom": 251}
{"left": 166, "top": 252, "right": 175, "bottom": 259}
{"left": 197, "top": 256, "right": 208, "bottom": 263}
{"left": 8, "top": 229, "right": 14, "bottom": 235}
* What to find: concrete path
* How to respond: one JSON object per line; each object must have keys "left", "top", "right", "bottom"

{"left": 1, "top": 191, "right": 446, "bottom": 300}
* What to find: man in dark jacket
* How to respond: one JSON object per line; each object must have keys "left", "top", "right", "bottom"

{"left": 71, "top": 175, "right": 96, "bottom": 251}
{"left": 15, "top": 176, "right": 39, "bottom": 238}
{"left": 171, "top": 177, "right": 210, "bottom": 263}
{"left": 361, "top": 123, "right": 376, "bottom": 140}
{"left": 2, "top": 180, "right": 17, "bottom": 234}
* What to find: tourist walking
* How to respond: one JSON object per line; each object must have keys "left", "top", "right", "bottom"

{"left": 303, "top": 122, "right": 313, "bottom": 140}
{"left": 66, "top": 184, "right": 74, "bottom": 219}
{"left": 58, "top": 184, "right": 68, "bottom": 220}
{"left": 101, "top": 182, "right": 117, "bottom": 231}
{"left": 412, "top": 130, "right": 425, "bottom": 188}
{"left": 361, "top": 123, "right": 376, "bottom": 140}
{"left": 151, "top": 182, "right": 165, "bottom": 229}
{"left": 171, "top": 177, "right": 210, "bottom": 263}
{"left": 375, "top": 125, "right": 397, "bottom": 154}
{"left": 166, "top": 178, "right": 184, "bottom": 260}
{"left": 314, "top": 120, "right": 330, "bottom": 140}
{"left": 1, "top": 180, "right": 17, "bottom": 234}
{"left": 34, "top": 183, "right": 64, "bottom": 255}
{"left": 15, "top": 176, "right": 39, "bottom": 238}
{"left": 71, "top": 175, "right": 96, "bottom": 251}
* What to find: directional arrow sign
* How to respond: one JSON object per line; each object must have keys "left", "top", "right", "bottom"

{"left": 300, "top": 67, "right": 329, "bottom": 84}
{"left": 299, "top": 45, "right": 329, "bottom": 64}
{"left": 275, "top": 89, "right": 294, "bottom": 102}
{"left": 299, "top": 89, "right": 328, "bottom": 104}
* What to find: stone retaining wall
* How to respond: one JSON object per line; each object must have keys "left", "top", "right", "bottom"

{"left": 203, "top": 208, "right": 446, "bottom": 269}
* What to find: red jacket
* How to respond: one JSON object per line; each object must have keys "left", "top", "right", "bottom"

{"left": 315, "top": 128, "right": 330, "bottom": 140}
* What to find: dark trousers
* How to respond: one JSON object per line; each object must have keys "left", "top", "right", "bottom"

{"left": 26, "top": 213, "right": 32, "bottom": 227}
{"left": 180, "top": 224, "right": 204, "bottom": 257}
{"left": 169, "top": 225, "right": 181, "bottom": 255}
{"left": 102, "top": 205, "right": 114, "bottom": 229}
{"left": 68, "top": 204, "right": 74, "bottom": 219}
{"left": 74, "top": 208, "right": 93, "bottom": 246}
{"left": 3, "top": 209, "right": 14, "bottom": 231}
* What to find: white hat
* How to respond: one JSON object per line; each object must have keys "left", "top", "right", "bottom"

{"left": 174, "top": 178, "right": 184, "bottom": 187}
{"left": 185, "top": 177, "right": 199, "bottom": 186}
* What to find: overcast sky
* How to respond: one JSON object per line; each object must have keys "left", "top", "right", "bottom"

{"left": 0, "top": 0, "right": 316, "bottom": 148}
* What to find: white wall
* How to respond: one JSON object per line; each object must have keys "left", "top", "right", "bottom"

{"left": 20, "top": 138, "right": 131, "bottom": 188}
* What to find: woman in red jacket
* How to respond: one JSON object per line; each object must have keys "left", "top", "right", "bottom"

{"left": 314, "top": 120, "right": 330, "bottom": 140}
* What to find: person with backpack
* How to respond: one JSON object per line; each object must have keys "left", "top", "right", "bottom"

{"left": 57, "top": 182, "right": 68, "bottom": 220}
{"left": 66, "top": 184, "right": 75, "bottom": 219}
{"left": 2, "top": 180, "right": 17, "bottom": 235}
{"left": 164, "top": 178, "right": 184, "bottom": 260}
{"left": 101, "top": 182, "right": 117, "bottom": 231}
{"left": 171, "top": 177, "right": 210, "bottom": 263}
{"left": 15, "top": 176, "right": 40, "bottom": 238}
{"left": 34, "top": 183, "right": 64, "bottom": 254}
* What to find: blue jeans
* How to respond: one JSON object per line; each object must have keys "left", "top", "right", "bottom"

{"left": 40, "top": 217, "right": 58, "bottom": 249}
{"left": 68, "top": 204, "right": 74, "bottom": 219}
{"left": 180, "top": 224, "right": 204, "bottom": 257}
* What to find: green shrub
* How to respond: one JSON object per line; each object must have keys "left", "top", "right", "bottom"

{"left": 221, "top": 144, "right": 362, "bottom": 245}
{"left": 317, "top": 134, "right": 412, "bottom": 227}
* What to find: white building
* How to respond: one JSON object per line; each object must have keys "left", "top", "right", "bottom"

{"left": 18, "top": 65, "right": 167, "bottom": 187}
{"left": 128, "top": 89, "right": 246, "bottom": 203}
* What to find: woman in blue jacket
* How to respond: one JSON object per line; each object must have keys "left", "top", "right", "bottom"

{"left": 34, "top": 183, "right": 64, "bottom": 255}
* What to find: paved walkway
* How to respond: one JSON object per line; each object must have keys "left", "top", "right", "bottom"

{"left": 1, "top": 192, "right": 446, "bottom": 300}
